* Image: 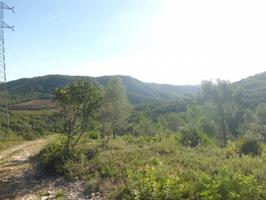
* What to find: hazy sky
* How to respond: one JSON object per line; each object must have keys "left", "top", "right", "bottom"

{"left": 3, "top": 0, "right": 266, "bottom": 85}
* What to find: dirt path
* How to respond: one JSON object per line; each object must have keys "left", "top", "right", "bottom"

{"left": 0, "top": 140, "right": 99, "bottom": 200}
{"left": 0, "top": 140, "right": 48, "bottom": 199}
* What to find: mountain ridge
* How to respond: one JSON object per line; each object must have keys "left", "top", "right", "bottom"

{"left": 1, "top": 74, "right": 199, "bottom": 105}
{"left": 2, "top": 71, "right": 266, "bottom": 106}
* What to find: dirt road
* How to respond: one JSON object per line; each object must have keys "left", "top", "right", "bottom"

{"left": 0, "top": 139, "right": 95, "bottom": 200}
{"left": 0, "top": 140, "right": 47, "bottom": 199}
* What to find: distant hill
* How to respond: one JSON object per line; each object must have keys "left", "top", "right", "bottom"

{"left": 1, "top": 71, "right": 266, "bottom": 107}
{"left": 0, "top": 75, "right": 199, "bottom": 105}
{"left": 235, "top": 71, "right": 266, "bottom": 107}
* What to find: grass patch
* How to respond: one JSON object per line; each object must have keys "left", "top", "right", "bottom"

{"left": 0, "top": 132, "right": 24, "bottom": 152}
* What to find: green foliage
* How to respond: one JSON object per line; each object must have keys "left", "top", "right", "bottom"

{"left": 236, "top": 71, "right": 266, "bottom": 107}
{"left": 99, "top": 78, "right": 132, "bottom": 138}
{"left": 38, "top": 136, "right": 87, "bottom": 176}
{"left": 38, "top": 137, "right": 68, "bottom": 175}
{"left": 54, "top": 190, "right": 67, "bottom": 199}
{"left": 0, "top": 138, "right": 23, "bottom": 152}
{"left": 8, "top": 73, "right": 266, "bottom": 199}
{"left": 128, "top": 112, "right": 158, "bottom": 136}
{"left": 254, "top": 103, "right": 266, "bottom": 141}
{"left": 135, "top": 99, "right": 190, "bottom": 120}
{"left": 198, "top": 80, "right": 245, "bottom": 146}
{"left": 256, "top": 103, "right": 266, "bottom": 125}
{"left": 200, "top": 167, "right": 265, "bottom": 200}
{"left": 84, "top": 178, "right": 100, "bottom": 195}
{"left": 55, "top": 81, "right": 102, "bottom": 150}
{"left": 123, "top": 164, "right": 189, "bottom": 200}
{"left": 159, "top": 113, "right": 186, "bottom": 132}
{"left": 3, "top": 110, "right": 55, "bottom": 140}
{"left": 181, "top": 128, "right": 210, "bottom": 148}
{"left": 37, "top": 135, "right": 266, "bottom": 199}
{"left": 238, "top": 137, "right": 263, "bottom": 156}
{"left": 121, "top": 164, "right": 266, "bottom": 200}
{"left": 186, "top": 103, "right": 218, "bottom": 137}
{"left": 87, "top": 131, "right": 99, "bottom": 140}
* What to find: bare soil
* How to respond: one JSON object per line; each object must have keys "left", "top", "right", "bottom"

{"left": 10, "top": 99, "right": 56, "bottom": 110}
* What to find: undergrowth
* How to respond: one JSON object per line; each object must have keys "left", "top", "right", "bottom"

{"left": 38, "top": 135, "right": 266, "bottom": 199}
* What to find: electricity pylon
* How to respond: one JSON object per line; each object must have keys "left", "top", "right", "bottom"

{"left": 0, "top": 1, "right": 14, "bottom": 133}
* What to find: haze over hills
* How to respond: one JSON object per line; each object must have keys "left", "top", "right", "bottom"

{"left": 1, "top": 75, "right": 199, "bottom": 105}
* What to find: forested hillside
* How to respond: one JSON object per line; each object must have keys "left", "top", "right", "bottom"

{"left": 0, "top": 75, "right": 199, "bottom": 105}
{"left": 1, "top": 71, "right": 266, "bottom": 106}
{"left": 235, "top": 71, "right": 266, "bottom": 107}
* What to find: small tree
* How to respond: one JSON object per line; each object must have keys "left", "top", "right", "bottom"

{"left": 239, "top": 137, "right": 263, "bottom": 156}
{"left": 99, "top": 78, "right": 132, "bottom": 146}
{"left": 55, "top": 81, "right": 102, "bottom": 151}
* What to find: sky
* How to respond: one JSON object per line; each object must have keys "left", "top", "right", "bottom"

{"left": 3, "top": 0, "right": 266, "bottom": 85}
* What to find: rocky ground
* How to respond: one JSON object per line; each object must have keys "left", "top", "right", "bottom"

{"left": 0, "top": 140, "right": 101, "bottom": 200}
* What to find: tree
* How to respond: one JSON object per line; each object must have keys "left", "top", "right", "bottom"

{"left": 99, "top": 78, "right": 132, "bottom": 145}
{"left": 159, "top": 112, "right": 186, "bottom": 132}
{"left": 186, "top": 103, "right": 217, "bottom": 137}
{"left": 256, "top": 103, "right": 266, "bottom": 141}
{"left": 55, "top": 81, "right": 102, "bottom": 151}
{"left": 199, "top": 80, "right": 244, "bottom": 146}
{"left": 128, "top": 112, "right": 157, "bottom": 136}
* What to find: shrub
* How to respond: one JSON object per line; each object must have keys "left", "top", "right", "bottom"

{"left": 239, "top": 137, "right": 263, "bottom": 156}
{"left": 99, "top": 163, "right": 116, "bottom": 179}
{"left": 121, "top": 164, "right": 194, "bottom": 200}
{"left": 87, "top": 131, "right": 99, "bottom": 140}
{"left": 38, "top": 137, "right": 85, "bottom": 176}
{"left": 181, "top": 128, "right": 210, "bottom": 148}
{"left": 121, "top": 165, "right": 266, "bottom": 200}
{"left": 86, "top": 147, "right": 97, "bottom": 160}
{"left": 84, "top": 178, "right": 100, "bottom": 195}
{"left": 200, "top": 167, "right": 266, "bottom": 200}
{"left": 123, "top": 134, "right": 135, "bottom": 143}
{"left": 38, "top": 138, "right": 67, "bottom": 175}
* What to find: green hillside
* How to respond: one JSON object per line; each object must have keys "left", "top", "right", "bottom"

{"left": 2, "top": 71, "right": 266, "bottom": 106}
{"left": 0, "top": 75, "right": 199, "bottom": 105}
{"left": 235, "top": 71, "right": 266, "bottom": 107}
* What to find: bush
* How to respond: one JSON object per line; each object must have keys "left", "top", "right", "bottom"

{"left": 120, "top": 164, "right": 266, "bottom": 200}
{"left": 86, "top": 147, "right": 97, "bottom": 160}
{"left": 181, "top": 128, "right": 210, "bottom": 148}
{"left": 122, "top": 164, "right": 191, "bottom": 200}
{"left": 38, "top": 140, "right": 67, "bottom": 175}
{"left": 200, "top": 167, "right": 266, "bottom": 200}
{"left": 38, "top": 137, "right": 85, "bottom": 176}
{"left": 87, "top": 131, "right": 99, "bottom": 140}
{"left": 84, "top": 178, "right": 100, "bottom": 195}
{"left": 38, "top": 138, "right": 67, "bottom": 175}
{"left": 239, "top": 137, "right": 263, "bottom": 156}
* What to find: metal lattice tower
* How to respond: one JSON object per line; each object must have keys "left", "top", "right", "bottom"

{"left": 0, "top": 1, "right": 14, "bottom": 133}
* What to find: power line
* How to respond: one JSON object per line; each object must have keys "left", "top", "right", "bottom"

{"left": 0, "top": 1, "right": 14, "bottom": 133}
